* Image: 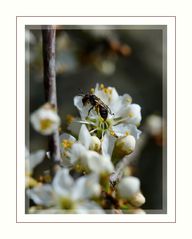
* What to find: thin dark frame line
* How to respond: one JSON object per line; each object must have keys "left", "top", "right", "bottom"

{"left": 174, "top": 16, "right": 177, "bottom": 223}
{"left": 16, "top": 16, "right": 18, "bottom": 223}
{"left": 16, "top": 16, "right": 176, "bottom": 18}
{"left": 16, "top": 221, "right": 176, "bottom": 223}
{"left": 16, "top": 15, "right": 176, "bottom": 223}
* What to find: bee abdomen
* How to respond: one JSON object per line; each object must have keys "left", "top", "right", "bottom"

{"left": 99, "top": 105, "right": 108, "bottom": 120}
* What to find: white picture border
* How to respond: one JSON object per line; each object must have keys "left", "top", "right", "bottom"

{"left": 16, "top": 16, "right": 176, "bottom": 223}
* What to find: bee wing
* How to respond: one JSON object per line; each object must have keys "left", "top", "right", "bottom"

{"left": 100, "top": 101, "right": 113, "bottom": 115}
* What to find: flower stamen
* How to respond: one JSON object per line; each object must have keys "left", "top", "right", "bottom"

{"left": 61, "top": 139, "right": 74, "bottom": 149}
{"left": 40, "top": 119, "right": 53, "bottom": 131}
{"left": 66, "top": 114, "right": 74, "bottom": 124}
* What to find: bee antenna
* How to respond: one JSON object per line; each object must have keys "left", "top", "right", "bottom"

{"left": 78, "top": 88, "right": 84, "bottom": 94}
{"left": 77, "top": 88, "right": 84, "bottom": 96}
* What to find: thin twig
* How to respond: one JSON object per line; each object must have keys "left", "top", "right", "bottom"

{"left": 42, "top": 25, "right": 61, "bottom": 164}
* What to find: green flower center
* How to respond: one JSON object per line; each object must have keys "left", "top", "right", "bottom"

{"left": 59, "top": 197, "right": 76, "bottom": 210}
{"left": 87, "top": 117, "right": 113, "bottom": 139}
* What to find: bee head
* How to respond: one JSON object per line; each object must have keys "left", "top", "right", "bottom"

{"left": 82, "top": 93, "right": 91, "bottom": 105}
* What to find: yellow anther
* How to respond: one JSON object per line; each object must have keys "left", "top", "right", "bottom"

{"left": 125, "top": 131, "right": 130, "bottom": 136}
{"left": 61, "top": 139, "right": 73, "bottom": 149}
{"left": 100, "top": 83, "right": 105, "bottom": 89}
{"left": 127, "top": 98, "right": 132, "bottom": 103}
{"left": 66, "top": 114, "right": 74, "bottom": 124}
{"left": 26, "top": 176, "right": 38, "bottom": 188}
{"left": 75, "top": 163, "right": 85, "bottom": 172}
{"left": 128, "top": 112, "right": 134, "bottom": 118}
{"left": 90, "top": 88, "right": 95, "bottom": 93}
{"left": 110, "top": 130, "right": 115, "bottom": 136}
{"left": 40, "top": 119, "right": 53, "bottom": 131}
{"left": 103, "top": 87, "right": 112, "bottom": 95}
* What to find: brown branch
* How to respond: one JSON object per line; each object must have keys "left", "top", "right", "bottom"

{"left": 42, "top": 25, "right": 61, "bottom": 164}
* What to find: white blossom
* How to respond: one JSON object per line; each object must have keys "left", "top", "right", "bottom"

{"left": 27, "top": 168, "right": 104, "bottom": 214}
{"left": 70, "top": 142, "right": 114, "bottom": 175}
{"left": 72, "top": 84, "right": 142, "bottom": 140}
{"left": 28, "top": 83, "right": 145, "bottom": 214}
{"left": 60, "top": 125, "right": 114, "bottom": 174}
{"left": 59, "top": 133, "right": 76, "bottom": 166}
{"left": 31, "top": 103, "right": 60, "bottom": 135}
{"left": 25, "top": 149, "right": 45, "bottom": 188}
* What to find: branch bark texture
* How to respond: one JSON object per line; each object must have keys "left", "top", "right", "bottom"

{"left": 42, "top": 25, "right": 61, "bottom": 163}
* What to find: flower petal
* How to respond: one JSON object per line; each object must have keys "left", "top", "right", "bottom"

{"left": 72, "top": 174, "right": 101, "bottom": 200}
{"left": 101, "top": 133, "right": 116, "bottom": 157}
{"left": 78, "top": 125, "right": 91, "bottom": 149}
{"left": 87, "top": 153, "right": 114, "bottom": 174}
{"left": 119, "top": 104, "right": 141, "bottom": 125}
{"left": 127, "top": 104, "right": 141, "bottom": 125}
{"left": 60, "top": 133, "right": 76, "bottom": 143}
{"left": 114, "top": 94, "right": 132, "bottom": 117}
{"left": 74, "top": 96, "right": 97, "bottom": 120}
{"left": 52, "top": 169, "right": 74, "bottom": 198}
{"left": 27, "top": 184, "right": 55, "bottom": 207}
{"left": 70, "top": 143, "right": 89, "bottom": 165}
{"left": 112, "top": 123, "right": 141, "bottom": 140}
{"left": 67, "top": 117, "right": 82, "bottom": 136}
{"left": 26, "top": 150, "right": 45, "bottom": 173}
{"left": 76, "top": 201, "right": 105, "bottom": 214}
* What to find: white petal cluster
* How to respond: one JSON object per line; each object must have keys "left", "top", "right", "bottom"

{"left": 25, "top": 148, "right": 45, "bottom": 188}
{"left": 28, "top": 84, "right": 144, "bottom": 214}
{"left": 27, "top": 168, "right": 104, "bottom": 213}
{"left": 69, "top": 84, "right": 142, "bottom": 166}
{"left": 72, "top": 83, "right": 141, "bottom": 140}
{"left": 63, "top": 125, "right": 114, "bottom": 174}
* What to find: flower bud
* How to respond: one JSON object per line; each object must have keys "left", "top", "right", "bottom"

{"left": 114, "top": 135, "right": 136, "bottom": 158}
{"left": 145, "top": 115, "right": 162, "bottom": 136}
{"left": 89, "top": 136, "right": 101, "bottom": 152}
{"left": 117, "top": 176, "right": 140, "bottom": 199}
{"left": 129, "top": 192, "right": 146, "bottom": 207}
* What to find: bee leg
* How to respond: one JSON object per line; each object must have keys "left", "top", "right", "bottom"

{"left": 107, "top": 107, "right": 114, "bottom": 116}
{"left": 110, "top": 111, "right": 115, "bottom": 116}
{"left": 88, "top": 106, "right": 94, "bottom": 116}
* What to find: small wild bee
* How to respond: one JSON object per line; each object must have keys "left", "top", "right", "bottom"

{"left": 80, "top": 92, "right": 114, "bottom": 120}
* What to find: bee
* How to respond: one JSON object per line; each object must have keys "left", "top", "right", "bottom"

{"left": 80, "top": 92, "right": 114, "bottom": 120}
